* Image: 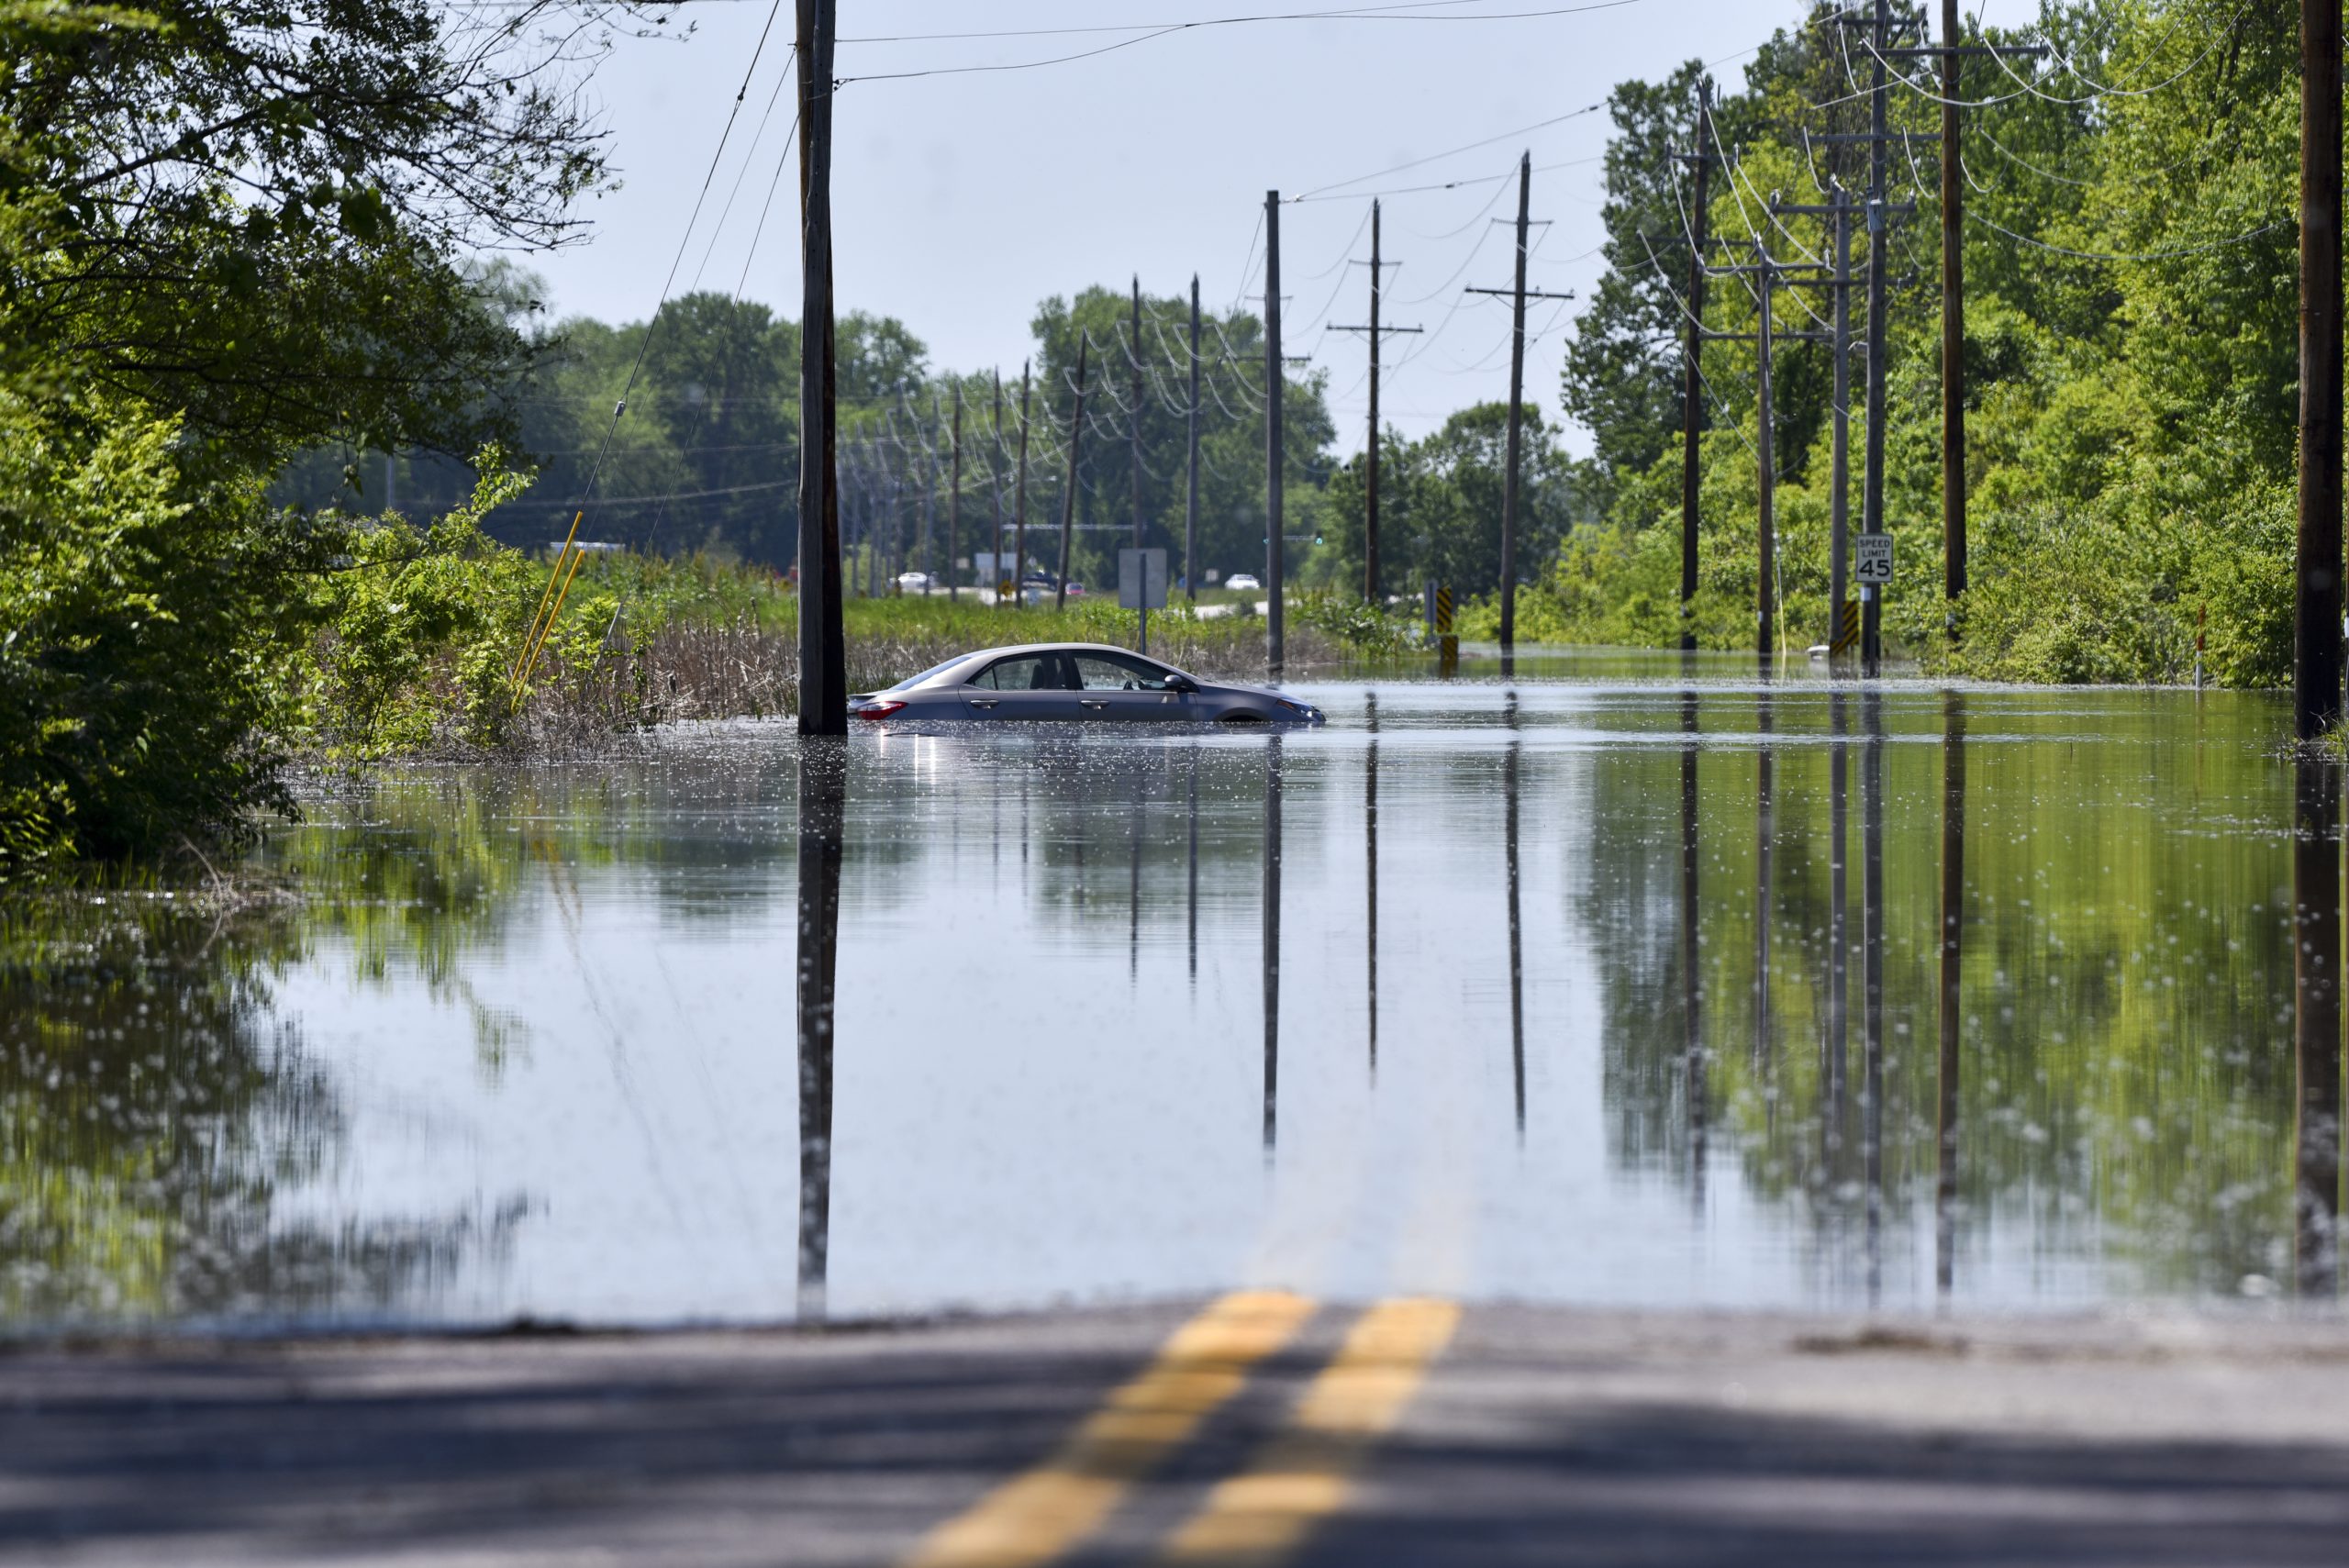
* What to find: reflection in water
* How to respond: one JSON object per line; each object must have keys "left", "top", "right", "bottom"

{"left": 1187, "top": 745, "right": 1201, "bottom": 984}
{"left": 15, "top": 681, "right": 2348, "bottom": 1329}
{"left": 1862, "top": 689, "right": 1887, "bottom": 1308}
{"left": 1505, "top": 692, "right": 1526, "bottom": 1136}
{"left": 1365, "top": 692, "right": 1380, "bottom": 1080}
{"left": 1826, "top": 691, "right": 1850, "bottom": 1160}
{"left": 1263, "top": 733, "right": 1283, "bottom": 1157}
{"left": 796, "top": 741, "right": 848, "bottom": 1322}
{"left": 1937, "top": 693, "right": 1967, "bottom": 1298}
{"left": 1753, "top": 682, "right": 1775, "bottom": 1100}
{"left": 1679, "top": 685, "right": 1704, "bottom": 1205}
{"left": 2294, "top": 751, "right": 2342, "bottom": 1299}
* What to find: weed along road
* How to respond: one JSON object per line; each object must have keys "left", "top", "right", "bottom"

{"left": 11, "top": 673, "right": 2349, "bottom": 1563}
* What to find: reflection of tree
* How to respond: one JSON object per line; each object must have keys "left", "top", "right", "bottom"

{"left": 0, "top": 895, "right": 515, "bottom": 1325}
{"left": 1578, "top": 697, "right": 2307, "bottom": 1297}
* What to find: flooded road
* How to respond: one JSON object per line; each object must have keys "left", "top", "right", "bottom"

{"left": 6, "top": 662, "right": 2343, "bottom": 1329}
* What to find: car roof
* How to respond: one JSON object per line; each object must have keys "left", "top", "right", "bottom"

{"left": 907, "top": 643, "right": 1185, "bottom": 683}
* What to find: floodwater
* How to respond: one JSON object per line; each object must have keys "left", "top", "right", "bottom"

{"left": 6, "top": 654, "right": 2345, "bottom": 1331}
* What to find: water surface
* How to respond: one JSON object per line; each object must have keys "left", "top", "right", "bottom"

{"left": 6, "top": 661, "right": 2342, "bottom": 1329}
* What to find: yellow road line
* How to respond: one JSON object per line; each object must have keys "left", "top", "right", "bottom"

{"left": 900, "top": 1291, "right": 1317, "bottom": 1568}
{"left": 1158, "top": 1297, "right": 1461, "bottom": 1566}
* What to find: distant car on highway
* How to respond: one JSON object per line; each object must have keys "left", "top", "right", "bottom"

{"left": 894, "top": 571, "right": 934, "bottom": 591}
{"left": 1064, "top": 583, "right": 1087, "bottom": 598}
{"left": 849, "top": 644, "right": 1325, "bottom": 725}
{"left": 1225, "top": 573, "right": 1262, "bottom": 593}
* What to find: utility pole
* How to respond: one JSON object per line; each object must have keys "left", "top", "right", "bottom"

{"left": 1368, "top": 200, "right": 1385, "bottom": 606}
{"left": 1057, "top": 340, "right": 1087, "bottom": 613}
{"left": 1698, "top": 220, "right": 1827, "bottom": 665}
{"left": 1501, "top": 152, "right": 1531, "bottom": 650}
{"left": 1756, "top": 243, "right": 1776, "bottom": 662}
{"left": 947, "top": 386, "right": 963, "bottom": 602}
{"left": 1940, "top": 0, "right": 1965, "bottom": 626}
{"left": 2302, "top": 0, "right": 2344, "bottom": 737}
{"left": 1679, "top": 80, "right": 1715, "bottom": 652}
{"left": 1334, "top": 200, "right": 1421, "bottom": 606}
{"left": 988, "top": 372, "right": 1005, "bottom": 607}
{"left": 1863, "top": 0, "right": 1890, "bottom": 677}
{"left": 1013, "top": 361, "right": 1032, "bottom": 606}
{"left": 1130, "top": 276, "right": 1146, "bottom": 553}
{"left": 1186, "top": 275, "right": 1201, "bottom": 604}
{"left": 792, "top": 0, "right": 844, "bottom": 735}
{"left": 1265, "top": 189, "right": 1285, "bottom": 679}
{"left": 1467, "top": 154, "right": 1572, "bottom": 651}
{"left": 1831, "top": 186, "right": 1854, "bottom": 655}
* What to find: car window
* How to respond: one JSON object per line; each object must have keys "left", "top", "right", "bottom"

{"left": 968, "top": 654, "right": 1067, "bottom": 692}
{"left": 1073, "top": 653, "right": 1174, "bottom": 692}
{"left": 885, "top": 653, "right": 979, "bottom": 693}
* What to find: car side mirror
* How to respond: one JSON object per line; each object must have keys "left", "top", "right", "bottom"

{"left": 1165, "top": 673, "right": 1198, "bottom": 694}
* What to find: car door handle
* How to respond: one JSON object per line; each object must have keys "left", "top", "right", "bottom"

{"left": 1079, "top": 698, "right": 1109, "bottom": 709}
{"left": 969, "top": 698, "right": 998, "bottom": 709}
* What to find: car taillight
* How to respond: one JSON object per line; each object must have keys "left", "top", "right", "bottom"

{"left": 856, "top": 699, "right": 907, "bottom": 720}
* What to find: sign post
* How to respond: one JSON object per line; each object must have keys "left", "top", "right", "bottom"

{"left": 1119, "top": 548, "right": 1169, "bottom": 656}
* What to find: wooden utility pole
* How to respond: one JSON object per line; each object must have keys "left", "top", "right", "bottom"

{"left": 1465, "top": 153, "right": 1572, "bottom": 653}
{"left": 1186, "top": 274, "right": 1201, "bottom": 603}
{"left": 947, "top": 386, "right": 963, "bottom": 602}
{"left": 1265, "top": 189, "right": 1285, "bottom": 679}
{"left": 1755, "top": 245, "right": 1776, "bottom": 662}
{"left": 1056, "top": 340, "right": 1087, "bottom": 613}
{"left": 1679, "top": 80, "right": 1715, "bottom": 652}
{"left": 1130, "top": 277, "right": 1146, "bottom": 552}
{"left": 988, "top": 372, "right": 1005, "bottom": 607}
{"left": 1368, "top": 200, "right": 1384, "bottom": 606}
{"left": 792, "top": 0, "right": 844, "bottom": 735}
{"left": 1501, "top": 152, "right": 1531, "bottom": 649}
{"left": 1861, "top": 0, "right": 1890, "bottom": 677}
{"left": 1334, "top": 201, "right": 1421, "bottom": 606}
{"left": 1013, "top": 361, "right": 1032, "bottom": 606}
{"left": 1831, "top": 186, "right": 1854, "bottom": 653}
{"left": 2301, "top": 0, "right": 2344, "bottom": 738}
{"left": 1940, "top": 0, "right": 1966, "bottom": 625}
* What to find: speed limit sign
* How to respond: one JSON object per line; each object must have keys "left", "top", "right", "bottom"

{"left": 1855, "top": 533, "right": 1893, "bottom": 585}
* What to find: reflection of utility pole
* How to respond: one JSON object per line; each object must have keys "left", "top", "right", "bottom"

{"left": 793, "top": 0, "right": 844, "bottom": 735}
{"left": 1679, "top": 682, "right": 1704, "bottom": 1211}
{"left": 1505, "top": 692, "right": 1526, "bottom": 1139}
{"left": 2293, "top": 751, "right": 2342, "bottom": 1297}
{"left": 1364, "top": 691, "right": 1379, "bottom": 1080}
{"left": 1334, "top": 201, "right": 1421, "bottom": 606}
{"left": 1466, "top": 153, "right": 1571, "bottom": 651}
{"left": 794, "top": 741, "right": 846, "bottom": 1320}
{"left": 1862, "top": 689, "right": 1887, "bottom": 1308}
{"left": 1262, "top": 735, "right": 1284, "bottom": 1156}
{"left": 1937, "top": 691, "right": 1966, "bottom": 1297}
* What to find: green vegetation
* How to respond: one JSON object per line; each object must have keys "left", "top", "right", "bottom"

{"left": 1540, "top": 0, "right": 2303, "bottom": 684}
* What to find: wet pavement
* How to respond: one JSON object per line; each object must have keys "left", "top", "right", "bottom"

{"left": 3, "top": 661, "right": 2344, "bottom": 1331}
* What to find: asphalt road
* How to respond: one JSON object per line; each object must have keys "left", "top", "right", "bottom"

{"left": 6, "top": 1302, "right": 2349, "bottom": 1566}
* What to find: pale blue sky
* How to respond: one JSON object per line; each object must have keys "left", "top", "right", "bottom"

{"left": 523, "top": 0, "right": 2043, "bottom": 453}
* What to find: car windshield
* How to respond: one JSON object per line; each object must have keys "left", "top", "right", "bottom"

{"left": 884, "top": 653, "right": 980, "bottom": 693}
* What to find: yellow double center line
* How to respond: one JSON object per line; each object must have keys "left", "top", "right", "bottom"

{"left": 899, "top": 1294, "right": 1458, "bottom": 1568}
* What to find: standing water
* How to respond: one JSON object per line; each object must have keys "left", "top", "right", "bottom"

{"left": 4, "top": 659, "right": 2341, "bottom": 1329}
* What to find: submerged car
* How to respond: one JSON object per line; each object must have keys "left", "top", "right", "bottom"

{"left": 849, "top": 644, "right": 1324, "bottom": 725}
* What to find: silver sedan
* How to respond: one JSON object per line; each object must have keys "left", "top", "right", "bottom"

{"left": 848, "top": 643, "right": 1325, "bottom": 725}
